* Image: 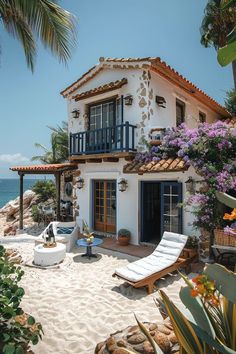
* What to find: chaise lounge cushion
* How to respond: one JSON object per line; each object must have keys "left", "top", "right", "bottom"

{"left": 115, "top": 232, "right": 188, "bottom": 282}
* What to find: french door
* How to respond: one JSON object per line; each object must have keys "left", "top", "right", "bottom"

{"left": 94, "top": 180, "right": 116, "bottom": 233}
{"left": 88, "top": 100, "right": 116, "bottom": 152}
{"left": 160, "top": 182, "right": 182, "bottom": 236}
{"left": 141, "top": 181, "right": 182, "bottom": 243}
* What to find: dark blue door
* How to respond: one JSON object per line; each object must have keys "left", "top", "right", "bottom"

{"left": 160, "top": 182, "right": 183, "bottom": 236}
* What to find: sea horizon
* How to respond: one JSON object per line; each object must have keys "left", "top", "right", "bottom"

{"left": 0, "top": 178, "right": 47, "bottom": 208}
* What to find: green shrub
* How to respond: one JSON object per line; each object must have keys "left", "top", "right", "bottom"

{"left": 0, "top": 245, "right": 43, "bottom": 353}
{"left": 118, "top": 229, "right": 131, "bottom": 237}
{"left": 224, "top": 88, "right": 236, "bottom": 115}
{"left": 31, "top": 205, "right": 41, "bottom": 222}
{"left": 32, "top": 180, "right": 56, "bottom": 201}
{"left": 185, "top": 235, "right": 198, "bottom": 249}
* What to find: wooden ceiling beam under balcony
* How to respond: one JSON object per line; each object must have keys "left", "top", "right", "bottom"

{"left": 69, "top": 152, "right": 136, "bottom": 163}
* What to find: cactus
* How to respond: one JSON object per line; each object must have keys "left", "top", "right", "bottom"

{"left": 137, "top": 264, "right": 236, "bottom": 354}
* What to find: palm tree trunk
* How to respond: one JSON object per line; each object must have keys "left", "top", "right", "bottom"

{"left": 232, "top": 60, "right": 236, "bottom": 89}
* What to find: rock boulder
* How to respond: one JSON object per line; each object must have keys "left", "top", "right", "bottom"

{"left": 95, "top": 320, "right": 179, "bottom": 354}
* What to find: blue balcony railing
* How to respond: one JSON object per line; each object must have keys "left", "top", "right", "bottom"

{"left": 70, "top": 121, "right": 136, "bottom": 155}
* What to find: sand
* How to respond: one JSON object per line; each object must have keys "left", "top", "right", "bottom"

{"left": 0, "top": 235, "right": 187, "bottom": 354}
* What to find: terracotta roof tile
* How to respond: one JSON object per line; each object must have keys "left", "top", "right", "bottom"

{"left": 10, "top": 163, "right": 78, "bottom": 173}
{"left": 60, "top": 57, "right": 230, "bottom": 117}
{"left": 123, "top": 157, "right": 188, "bottom": 174}
{"left": 72, "top": 78, "right": 128, "bottom": 101}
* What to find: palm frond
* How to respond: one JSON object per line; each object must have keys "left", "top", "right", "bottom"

{"left": 19, "top": 0, "right": 77, "bottom": 64}
{"left": 0, "top": 0, "right": 77, "bottom": 71}
{"left": 0, "top": 0, "right": 36, "bottom": 71}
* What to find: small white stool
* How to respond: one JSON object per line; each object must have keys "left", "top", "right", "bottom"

{"left": 34, "top": 243, "right": 66, "bottom": 266}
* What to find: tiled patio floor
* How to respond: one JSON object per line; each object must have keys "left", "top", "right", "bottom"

{"left": 99, "top": 237, "right": 154, "bottom": 258}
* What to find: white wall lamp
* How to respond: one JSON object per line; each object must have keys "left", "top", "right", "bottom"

{"left": 76, "top": 177, "right": 84, "bottom": 189}
{"left": 72, "top": 109, "right": 80, "bottom": 118}
{"left": 118, "top": 178, "right": 128, "bottom": 192}
{"left": 185, "top": 177, "right": 195, "bottom": 194}
{"left": 156, "top": 95, "right": 166, "bottom": 108}
{"left": 124, "top": 95, "right": 133, "bottom": 106}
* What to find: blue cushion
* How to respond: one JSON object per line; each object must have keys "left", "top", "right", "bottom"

{"left": 57, "top": 227, "right": 74, "bottom": 235}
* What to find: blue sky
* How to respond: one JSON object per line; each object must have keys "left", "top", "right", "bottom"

{"left": 0, "top": 0, "right": 233, "bottom": 178}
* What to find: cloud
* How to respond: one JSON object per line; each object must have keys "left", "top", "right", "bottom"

{"left": 0, "top": 153, "right": 29, "bottom": 164}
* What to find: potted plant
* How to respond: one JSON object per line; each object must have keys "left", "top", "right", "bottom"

{"left": 117, "top": 229, "right": 131, "bottom": 246}
{"left": 184, "top": 236, "right": 198, "bottom": 258}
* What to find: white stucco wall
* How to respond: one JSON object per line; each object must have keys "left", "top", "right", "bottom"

{"left": 76, "top": 160, "right": 199, "bottom": 245}
{"left": 67, "top": 65, "right": 221, "bottom": 151}
{"left": 64, "top": 63, "right": 221, "bottom": 245}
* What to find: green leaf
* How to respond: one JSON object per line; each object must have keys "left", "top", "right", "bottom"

{"left": 2, "top": 333, "right": 10, "bottom": 342}
{"left": 218, "top": 41, "right": 236, "bottom": 66}
{"left": 31, "top": 335, "right": 39, "bottom": 345}
{"left": 221, "top": 0, "right": 236, "bottom": 10}
{"left": 160, "top": 290, "right": 204, "bottom": 354}
{"left": 15, "top": 288, "right": 24, "bottom": 297}
{"left": 204, "top": 264, "right": 236, "bottom": 303}
{"left": 190, "top": 322, "right": 236, "bottom": 354}
{"left": 179, "top": 286, "right": 216, "bottom": 338}
{"left": 3, "top": 344, "right": 15, "bottom": 354}
{"left": 15, "top": 347, "right": 24, "bottom": 354}
{"left": 27, "top": 316, "right": 35, "bottom": 325}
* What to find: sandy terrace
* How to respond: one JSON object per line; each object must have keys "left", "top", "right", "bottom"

{"left": 0, "top": 235, "right": 187, "bottom": 354}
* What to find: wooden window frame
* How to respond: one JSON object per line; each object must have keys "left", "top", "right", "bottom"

{"left": 176, "top": 99, "right": 185, "bottom": 126}
{"left": 88, "top": 98, "right": 116, "bottom": 130}
{"left": 199, "top": 111, "right": 206, "bottom": 123}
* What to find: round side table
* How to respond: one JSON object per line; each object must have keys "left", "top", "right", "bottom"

{"left": 34, "top": 243, "right": 66, "bottom": 266}
{"left": 76, "top": 238, "right": 103, "bottom": 259}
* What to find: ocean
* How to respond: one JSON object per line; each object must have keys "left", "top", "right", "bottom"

{"left": 0, "top": 178, "right": 41, "bottom": 208}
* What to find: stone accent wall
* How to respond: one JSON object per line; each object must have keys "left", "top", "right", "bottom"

{"left": 136, "top": 70, "right": 155, "bottom": 151}
{"left": 199, "top": 228, "right": 212, "bottom": 262}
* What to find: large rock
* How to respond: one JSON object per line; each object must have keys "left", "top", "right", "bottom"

{"left": 95, "top": 320, "right": 179, "bottom": 354}
{"left": 0, "top": 190, "right": 36, "bottom": 218}
{"left": 0, "top": 190, "right": 38, "bottom": 235}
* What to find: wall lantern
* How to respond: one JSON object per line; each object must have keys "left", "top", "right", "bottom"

{"left": 72, "top": 109, "right": 80, "bottom": 118}
{"left": 124, "top": 95, "right": 133, "bottom": 106}
{"left": 76, "top": 177, "right": 84, "bottom": 189}
{"left": 118, "top": 178, "right": 128, "bottom": 192}
{"left": 185, "top": 176, "right": 195, "bottom": 194}
{"left": 156, "top": 95, "right": 166, "bottom": 108}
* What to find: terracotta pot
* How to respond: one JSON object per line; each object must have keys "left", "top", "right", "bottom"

{"left": 183, "top": 248, "right": 198, "bottom": 259}
{"left": 118, "top": 235, "right": 130, "bottom": 246}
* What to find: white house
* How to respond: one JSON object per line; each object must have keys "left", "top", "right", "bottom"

{"left": 61, "top": 57, "right": 230, "bottom": 245}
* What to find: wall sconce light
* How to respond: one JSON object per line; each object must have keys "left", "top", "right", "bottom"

{"left": 185, "top": 176, "right": 195, "bottom": 194}
{"left": 118, "top": 178, "right": 128, "bottom": 192}
{"left": 76, "top": 177, "right": 84, "bottom": 189}
{"left": 72, "top": 109, "right": 80, "bottom": 118}
{"left": 124, "top": 95, "right": 133, "bottom": 106}
{"left": 156, "top": 96, "right": 166, "bottom": 108}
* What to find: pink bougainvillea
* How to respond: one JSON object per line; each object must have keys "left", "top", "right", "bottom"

{"left": 135, "top": 121, "right": 236, "bottom": 230}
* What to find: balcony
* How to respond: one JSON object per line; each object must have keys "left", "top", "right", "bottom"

{"left": 70, "top": 122, "right": 136, "bottom": 156}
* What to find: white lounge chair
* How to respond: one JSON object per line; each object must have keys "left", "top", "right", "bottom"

{"left": 35, "top": 221, "right": 79, "bottom": 252}
{"left": 113, "top": 231, "right": 195, "bottom": 294}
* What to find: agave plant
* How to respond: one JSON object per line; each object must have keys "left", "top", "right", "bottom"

{"left": 137, "top": 263, "right": 236, "bottom": 354}
{"left": 216, "top": 191, "right": 236, "bottom": 209}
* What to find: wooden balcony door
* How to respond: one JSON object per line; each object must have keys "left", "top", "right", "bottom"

{"left": 88, "top": 100, "right": 116, "bottom": 152}
{"left": 94, "top": 180, "right": 116, "bottom": 233}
